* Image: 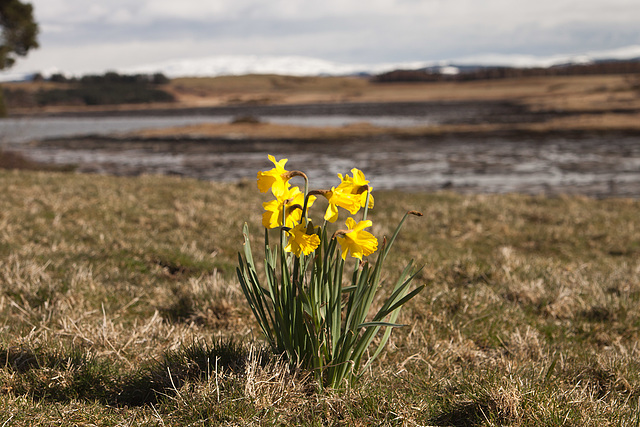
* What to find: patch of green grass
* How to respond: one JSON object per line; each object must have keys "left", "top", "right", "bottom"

{"left": 0, "top": 170, "right": 639, "bottom": 425}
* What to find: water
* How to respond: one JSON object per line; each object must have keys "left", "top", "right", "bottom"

{"left": 0, "top": 115, "right": 432, "bottom": 145}
{"left": 0, "top": 116, "right": 222, "bottom": 144}
{"left": 0, "top": 100, "right": 527, "bottom": 145}
{"left": 2, "top": 102, "right": 639, "bottom": 197}
{"left": 13, "top": 132, "right": 640, "bottom": 198}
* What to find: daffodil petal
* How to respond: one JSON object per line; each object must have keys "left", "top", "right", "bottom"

{"left": 257, "top": 155, "right": 291, "bottom": 196}
{"left": 285, "top": 223, "right": 320, "bottom": 257}
{"left": 336, "top": 218, "right": 378, "bottom": 260}
{"left": 324, "top": 201, "right": 339, "bottom": 223}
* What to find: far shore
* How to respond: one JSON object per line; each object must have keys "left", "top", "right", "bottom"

{"left": 3, "top": 73, "right": 639, "bottom": 141}
{"left": 3, "top": 73, "right": 639, "bottom": 198}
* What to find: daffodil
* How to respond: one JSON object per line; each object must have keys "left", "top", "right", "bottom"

{"left": 239, "top": 155, "right": 424, "bottom": 388}
{"left": 322, "top": 189, "right": 362, "bottom": 223}
{"left": 285, "top": 223, "right": 320, "bottom": 256}
{"left": 336, "top": 168, "right": 374, "bottom": 210}
{"left": 319, "top": 168, "right": 374, "bottom": 223}
{"left": 257, "top": 155, "right": 291, "bottom": 197}
{"left": 262, "top": 186, "right": 316, "bottom": 229}
{"left": 336, "top": 217, "right": 378, "bottom": 260}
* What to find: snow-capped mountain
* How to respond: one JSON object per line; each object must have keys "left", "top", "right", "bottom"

{"left": 115, "top": 45, "right": 640, "bottom": 78}
{"left": 120, "top": 55, "right": 432, "bottom": 79}
{"left": 450, "top": 45, "right": 640, "bottom": 69}
{"left": 2, "top": 45, "right": 640, "bottom": 82}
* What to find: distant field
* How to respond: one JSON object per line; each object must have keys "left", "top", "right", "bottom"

{"left": 165, "top": 73, "right": 640, "bottom": 111}
{"left": 124, "top": 73, "right": 640, "bottom": 160}
{"left": 5, "top": 72, "right": 640, "bottom": 116}
{"left": 1, "top": 169, "right": 639, "bottom": 425}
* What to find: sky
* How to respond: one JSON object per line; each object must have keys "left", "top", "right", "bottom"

{"left": 3, "top": 0, "right": 640, "bottom": 77}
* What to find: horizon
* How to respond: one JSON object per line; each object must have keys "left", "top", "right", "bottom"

{"left": 1, "top": 44, "right": 640, "bottom": 82}
{"left": 1, "top": 0, "right": 638, "bottom": 80}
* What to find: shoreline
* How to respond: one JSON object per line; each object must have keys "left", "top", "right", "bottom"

{"left": 5, "top": 99, "right": 638, "bottom": 138}
{"left": 3, "top": 74, "right": 639, "bottom": 198}
{"left": 16, "top": 127, "right": 640, "bottom": 199}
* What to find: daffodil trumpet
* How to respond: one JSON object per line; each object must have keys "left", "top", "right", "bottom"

{"left": 237, "top": 155, "right": 424, "bottom": 389}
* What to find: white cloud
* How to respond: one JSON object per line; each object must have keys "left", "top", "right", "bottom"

{"left": 5, "top": 0, "right": 640, "bottom": 76}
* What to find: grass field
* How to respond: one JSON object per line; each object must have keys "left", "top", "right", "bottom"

{"left": 166, "top": 73, "right": 640, "bottom": 113}
{"left": 1, "top": 168, "right": 639, "bottom": 425}
{"left": 6, "top": 73, "right": 640, "bottom": 117}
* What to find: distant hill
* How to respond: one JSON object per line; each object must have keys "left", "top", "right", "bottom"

{"left": 3, "top": 45, "right": 640, "bottom": 82}
{"left": 373, "top": 58, "right": 640, "bottom": 83}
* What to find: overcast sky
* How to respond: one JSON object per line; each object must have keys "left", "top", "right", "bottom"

{"left": 5, "top": 0, "right": 640, "bottom": 76}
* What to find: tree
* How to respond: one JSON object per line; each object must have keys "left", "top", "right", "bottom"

{"left": 0, "top": 0, "right": 39, "bottom": 70}
{"left": 0, "top": 0, "right": 38, "bottom": 116}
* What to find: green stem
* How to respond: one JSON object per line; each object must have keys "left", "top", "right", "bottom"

{"left": 280, "top": 201, "right": 286, "bottom": 249}
{"left": 362, "top": 186, "right": 371, "bottom": 222}
{"left": 300, "top": 174, "right": 311, "bottom": 224}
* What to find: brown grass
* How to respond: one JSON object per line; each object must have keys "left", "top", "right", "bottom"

{"left": 6, "top": 73, "right": 640, "bottom": 118}
{"left": 166, "top": 73, "right": 640, "bottom": 112}
{"left": 164, "top": 74, "right": 640, "bottom": 109}
{"left": 1, "top": 168, "right": 639, "bottom": 424}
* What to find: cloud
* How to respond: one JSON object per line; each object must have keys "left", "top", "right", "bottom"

{"left": 7, "top": 0, "right": 640, "bottom": 76}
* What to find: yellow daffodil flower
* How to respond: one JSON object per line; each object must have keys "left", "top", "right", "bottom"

{"left": 285, "top": 223, "right": 321, "bottom": 257}
{"left": 320, "top": 168, "right": 374, "bottom": 223}
{"left": 262, "top": 186, "right": 316, "bottom": 229}
{"left": 336, "top": 168, "right": 374, "bottom": 210}
{"left": 257, "top": 155, "right": 291, "bottom": 197}
{"left": 322, "top": 188, "right": 362, "bottom": 223}
{"left": 336, "top": 217, "right": 378, "bottom": 260}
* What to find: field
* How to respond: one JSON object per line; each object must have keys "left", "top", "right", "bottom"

{"left": 1, "top": 72, "right": 639, "bottom": 424}
{"left": 1, "top": 168, "right": 640, "bottom": 425}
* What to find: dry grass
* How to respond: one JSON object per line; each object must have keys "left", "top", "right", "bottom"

{"left": 1, "top": 169, "right": 639, "bottom": 425}
{"left": 165, "top": 74, "right": 640, "bottom": 112}
{"left": 167, "top": 74, "right": 370, "bottom": 106}
{"left": 7, "top": 73, "right": 640, "bottom": 118}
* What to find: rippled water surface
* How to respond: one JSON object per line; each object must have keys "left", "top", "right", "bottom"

{"left": 0, "top": 112, "right": 436, "bottom": 144}
{"left": 12, "top": 133, "right": 640, "bottom": 198}
{"left": 3, "top": 102, "right": 639, "bottom": 197}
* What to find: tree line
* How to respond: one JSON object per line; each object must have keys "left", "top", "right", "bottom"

{"left": 45, "top": 71, "right": 170, "bottom": 85}
{"left": 373, "top": 59, "right": 640, "bottom": 83}
{"left": 4, "top": 71, "right": 175, "bottom": 109}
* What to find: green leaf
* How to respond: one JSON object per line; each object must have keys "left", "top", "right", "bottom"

{"left": 376, "top": 284, "right": 426, "bottom": 319}
{"left": 358, "top": 321, "right": 405, "bottom": 329}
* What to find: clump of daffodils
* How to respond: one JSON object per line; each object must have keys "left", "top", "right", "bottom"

{"left": 237, "top": 155, "right": 424, "bottom": 388}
